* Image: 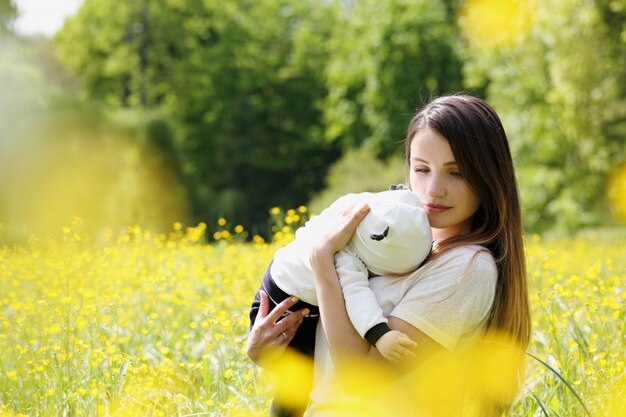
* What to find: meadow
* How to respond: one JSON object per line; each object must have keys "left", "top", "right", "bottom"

{"left": 0, "top": 211, "right": 624, "bottom": 417}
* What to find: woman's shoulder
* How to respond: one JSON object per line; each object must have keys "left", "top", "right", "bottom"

{"left": 437, "top": 244, "right": 494, "bottom": 262}
{"left": 429, "top": 244, "right": 497, "bottom": 279}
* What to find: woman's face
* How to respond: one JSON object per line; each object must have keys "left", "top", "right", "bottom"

{"left": 408, "top": 127, "right": 481, "bottom": 241}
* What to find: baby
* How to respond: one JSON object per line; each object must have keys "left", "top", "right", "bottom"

{"left": 249, "top": 189, "right": 432, "bottom": 361}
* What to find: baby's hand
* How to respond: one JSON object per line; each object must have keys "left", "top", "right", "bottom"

{"left": 375, "top": 330, "right": 417, "bottom": 363}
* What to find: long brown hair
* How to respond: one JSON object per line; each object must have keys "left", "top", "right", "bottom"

{"left": 404, "top": 95, "right": 531, "bottom": 351}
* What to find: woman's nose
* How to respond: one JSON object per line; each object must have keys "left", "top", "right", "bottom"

{"left": 428, "top": 176, "right": 446, "bottom": 198}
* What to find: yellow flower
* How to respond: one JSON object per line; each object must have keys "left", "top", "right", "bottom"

{"left": 1, "top": 202, "right": 623, "bottom": 416}
{"left": 460, "top": 0, "right": 535, "bottom": 48}
{"left": 607, "top": 162, "right": 626, "bottom": 223}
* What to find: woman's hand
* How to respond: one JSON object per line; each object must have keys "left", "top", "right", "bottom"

{"left": 310, "top": 203, "right": 370, "bottom": 265}
{"left": 246, "top": 290, "right": 310, "bottom": 366}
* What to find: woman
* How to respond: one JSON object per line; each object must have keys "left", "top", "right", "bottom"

{"left": 247, "top": 95, "right": 531, "bottom": 416}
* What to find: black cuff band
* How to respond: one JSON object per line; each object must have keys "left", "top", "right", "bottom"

{"left": 364, "top": 322, "right": 392, "bottom": 346}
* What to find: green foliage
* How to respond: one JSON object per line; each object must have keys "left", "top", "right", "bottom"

{"left": 462, "top": 0, "right": 626, "bottom": 232}
{"left": 0, "top": 99, "right": 189, "bottom": 242}
{"left": 55, "top": 0, "right": 343, "bottom": 236}
{"left": 323, "top": 0, "right": 463, "bottom": 157}
{"left": 55, "top": 0, "right": 146, "bottom": 106}
{"left": 51, "top": 0, "right": 626, "bottom": 234}
{"left": 307, "top": 146, "right": 405, "bottom": 214}
{"left": 0, "top": 0, "right": 16, "bottom": 34}
{"left": 173, "top": 0, "right": 343, "bottom": 234}
{"left": 0, "top": 37, "right": 47, "bottom": 130}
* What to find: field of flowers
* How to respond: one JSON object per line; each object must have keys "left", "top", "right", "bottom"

{"left": 0, "top": 211, "right": 624, "bottom": 417}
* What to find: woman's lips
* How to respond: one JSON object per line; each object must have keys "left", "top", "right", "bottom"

{"left": 425, "top": 203, "right": 451, "bottom": 213}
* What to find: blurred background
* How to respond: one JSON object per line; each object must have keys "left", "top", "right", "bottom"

{"left": 0, "top": 0, "right": 624, "bottom": 241}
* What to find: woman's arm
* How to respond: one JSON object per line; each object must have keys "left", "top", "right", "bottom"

{"left": 310, "top": 204, "right": 442, "bottom": 375}
{"left": 311, "top": 242, "right": 371, "bottom": 359}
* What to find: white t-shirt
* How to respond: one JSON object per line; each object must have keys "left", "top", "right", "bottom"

{"left": 304, "top": 244, "right": 497, "bottom": 416}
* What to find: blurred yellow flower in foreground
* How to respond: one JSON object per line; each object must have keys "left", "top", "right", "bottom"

{"left": 465, "top": 332, "right": 526, "bottom": 409}
{"left": 265, "top": 349, "right": 314, "bottom": 411}
{"left": 607, "top": 162, "right": 626, "bottom": 223}
{"left": 275, "top": 332, "right": 525, "bottom": 417}
{"left": 460, "top": 0, "right": 535, "bottom": 48}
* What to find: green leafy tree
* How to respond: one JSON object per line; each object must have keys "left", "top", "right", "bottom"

{"left": 56, "top": 1, "right": 147, "bottom": 106}
{"left": 461, "top": 0, "right": 626, "bottom": 232}
{"left": 0, "top": 0, "right": 16, "bottom": 34}
{"left": 307, "top": 146, "right": 406, "bottom": 215}
{"left": 323, "top": 0, "right": 463, "bottom": 158}
{"left": 55, "top": 0, "right": 341, "bottom": 234}
{"left": 174, "top": 1, "right": 342, "bottom": 233}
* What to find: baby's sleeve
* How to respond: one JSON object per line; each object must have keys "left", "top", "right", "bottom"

{"left": 335, "top": 248, "right": 390, "bottom": 345}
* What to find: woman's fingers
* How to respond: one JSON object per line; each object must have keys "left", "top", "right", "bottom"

{"left": 265, "top": 294, "right": 299, "bottom": 324}
{"left": 334, "top": 192, "right": 374, "bottom": 216}
{"left": 276, "top": 328, "right": 299, "bottom": 345}
{"left": 319, "top": 203, "right": 370, "bottom": 255}
{"left": 250, "top": 290, "right": 307, "bottom": 340}
{"left": 278, "top": 307, "right": 309, "bottom": 334}
{"left": 253, "top": 291, "right": 298, "bottom": 329}
{"left": 343, "top": 203, "right": 370, "bottom": 233}
{"left": 254, "top": 290, "right": 270, "bottom": 323}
